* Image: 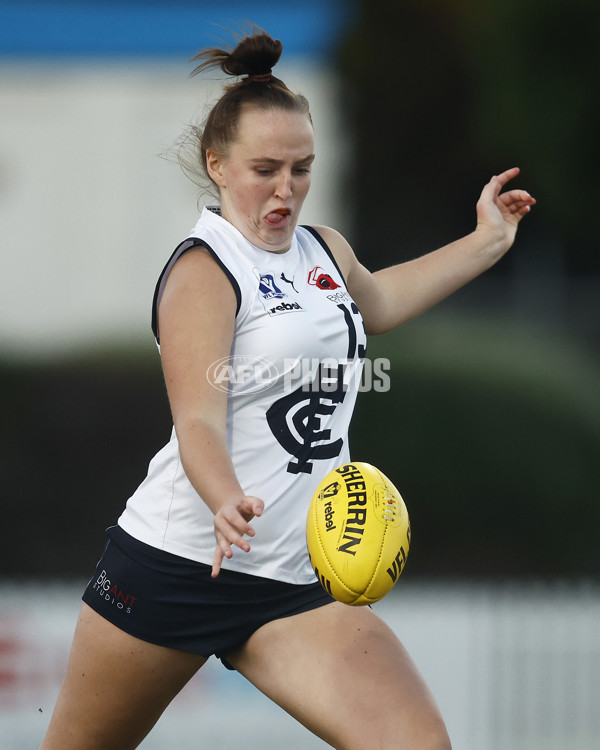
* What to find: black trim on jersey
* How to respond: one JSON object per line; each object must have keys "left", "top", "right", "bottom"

{"left": 151, "top": 238, "right": 242, "bottom": 344}
{"left": 203, "top": 243, "right": 242, "bottom": 316}
{"left": 300, "top": 225, "right": 347, "bottom": 286}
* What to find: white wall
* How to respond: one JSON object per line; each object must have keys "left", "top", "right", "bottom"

{"left": 0, "top": 60, "right": 349, "bottom": 358}
{"left": 1, "top": 582, "right": 599, "bottom": 750}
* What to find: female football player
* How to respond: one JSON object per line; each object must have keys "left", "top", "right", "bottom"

{"left": 40, "top": 27, "right": 534, "bottom": 750}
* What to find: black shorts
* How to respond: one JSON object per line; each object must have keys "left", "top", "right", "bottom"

{"left": 82, "top": 526, "right": 334, "bottom": 668}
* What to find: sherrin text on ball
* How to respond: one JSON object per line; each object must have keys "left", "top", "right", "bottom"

{"left": 306, "top": 462, "right": 411, "bottom": 605}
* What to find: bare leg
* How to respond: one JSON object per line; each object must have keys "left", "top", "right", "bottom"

{"left": 40, "top": 604, "right": 206, "bottom": 750}
{"left": 226, "top": 601, "right": 451, "bottom": 750}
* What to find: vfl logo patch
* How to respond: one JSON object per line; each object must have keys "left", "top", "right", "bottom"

{"left": 256, "top": 270, "right": 304, "bottom": 316}
{"left": 308, "top": 266, "right": 340, "bottom": 291}
{"left": 259, "top": 273, "right": 286, "bottom": 300}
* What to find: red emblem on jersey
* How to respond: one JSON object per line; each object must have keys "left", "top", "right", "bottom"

{"left": 308, "top": 266, "right": 340, "bottom": 290}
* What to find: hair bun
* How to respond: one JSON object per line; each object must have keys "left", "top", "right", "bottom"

{"left": 225, "top": 33, "right": 282, "bottom": 76}
{"left": 190, "top": 29, "right": 282, "bottom": 79}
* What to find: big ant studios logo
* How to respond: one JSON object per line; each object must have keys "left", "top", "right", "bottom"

{"left": 92, "top": 570, "right": 138, "bottom": 614}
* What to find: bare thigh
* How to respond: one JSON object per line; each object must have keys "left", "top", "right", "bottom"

{"left": 40, "top": 603, "right": 207, "bottom": 750}
{"left": 226, "top": 602, "right": 451, "bottom": 750}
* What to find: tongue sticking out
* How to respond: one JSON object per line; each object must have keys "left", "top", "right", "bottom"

{"left": 266, "top": 209, "right": 290, "bottom": 225}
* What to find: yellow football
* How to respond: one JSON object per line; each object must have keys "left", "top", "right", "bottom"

{"left": 306, "top": 462, "right": 410, "bottom": 606}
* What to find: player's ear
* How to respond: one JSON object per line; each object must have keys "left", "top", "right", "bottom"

{"left": 206, "top": 149, "right": 226, "bottom": 188}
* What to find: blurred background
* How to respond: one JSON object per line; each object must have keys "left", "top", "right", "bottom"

{"left": 1, "top": 1, "right": 599, "bottom": 748}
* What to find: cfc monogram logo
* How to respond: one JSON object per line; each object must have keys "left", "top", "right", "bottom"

{"left": 93, "top": 570, "right": 138, "bottom": 614}
{"left": 266, "top": 301, "right": 366, "bottom": 475}
{"left": 266, "top": 361, "right": 347, "bottom": 474}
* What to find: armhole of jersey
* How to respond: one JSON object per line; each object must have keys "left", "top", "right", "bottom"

{"left": 300, "top": 225, "right": 347, "bottom": 285}
{"left": 151, "top": 238, "right": 242, "bottom": 344}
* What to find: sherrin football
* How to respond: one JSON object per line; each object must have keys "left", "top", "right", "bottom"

{"left": 306, "top": 462, "right": 410, "bottom": 606}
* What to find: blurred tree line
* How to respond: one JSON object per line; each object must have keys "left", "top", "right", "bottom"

{"left": 334, "top": 0, "right": 600, "bottom": 580}
{"left": 1, "top": 0, "right": 599, "bottom": 581}
{"left": 1, "top": 324, "right": 598, "bottom": 580}
{"left": 339, "top": 0, "right": 600, "bottom": 276}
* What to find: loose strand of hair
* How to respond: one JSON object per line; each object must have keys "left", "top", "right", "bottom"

{"left": 189, "top": 48, "right": 232, "bottom": 78}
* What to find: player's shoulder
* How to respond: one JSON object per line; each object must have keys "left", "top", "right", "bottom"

{"left": 160, "top": 244, "right": 237, "bottom": 319}
{"left": 165, "top": 244, "right": 227, "bottom": 288}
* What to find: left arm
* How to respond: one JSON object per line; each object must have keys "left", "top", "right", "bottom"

{"left": 316, "top": 167, "right": 535, "bottom": 335}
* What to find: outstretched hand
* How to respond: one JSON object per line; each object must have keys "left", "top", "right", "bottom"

{"left": 475, "top": 167, "right": 536, "bottom": 251}
{"left": 212, "top": 495, "right": 264, "bottom": 578}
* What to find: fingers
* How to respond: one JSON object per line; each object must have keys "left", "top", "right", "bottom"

{"left": 212, "top": 545, "right": 225, "bottom": 579}
{"left": 211, "top": 496, "right": 264, "bottom": 578}
{"left": 487, "top": 169, "right": 535, "bottom": 200}
{"left": 211, "top": 516, "right": 250, "bottom": 579}
{"left": 503, "top": 196, "right": 535, "bottom": 216}
{"left": 480, "top": 169, "right": 535, "bottom": 215}
{"left": 493, "top": 166, "right": 521, "bottom": 187}
{"left": 248, "top": 496, "right": 265, "bottom": 518}
{"left": 484, "top": 167, "right": 521, "bottom": 196}
{"left": 498, "top": 187, "right": 536, "bottom": 217}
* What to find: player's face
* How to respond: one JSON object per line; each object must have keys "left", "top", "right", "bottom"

{"left": 207, "top": 106, "right": 315, "bottom": 253}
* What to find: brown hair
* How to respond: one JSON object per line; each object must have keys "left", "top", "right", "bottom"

{"left": 180, "top": 27, "right": 311, "bottom": 192}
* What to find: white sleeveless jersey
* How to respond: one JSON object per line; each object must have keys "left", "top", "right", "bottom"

{"left": 118, "top": 207, "right": 367, "bottom": 584}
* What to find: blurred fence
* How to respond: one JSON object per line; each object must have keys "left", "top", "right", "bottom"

{"left": 1, "top": 580, "right": 598, "bottom": 750}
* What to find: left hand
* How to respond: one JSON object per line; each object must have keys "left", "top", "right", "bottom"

{"left": 475, "top": 167, "right": 536, "bottom": 252}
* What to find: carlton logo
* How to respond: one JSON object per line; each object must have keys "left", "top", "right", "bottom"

{"left": 308, "top": 266, "right": 340, "bottom": 290}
